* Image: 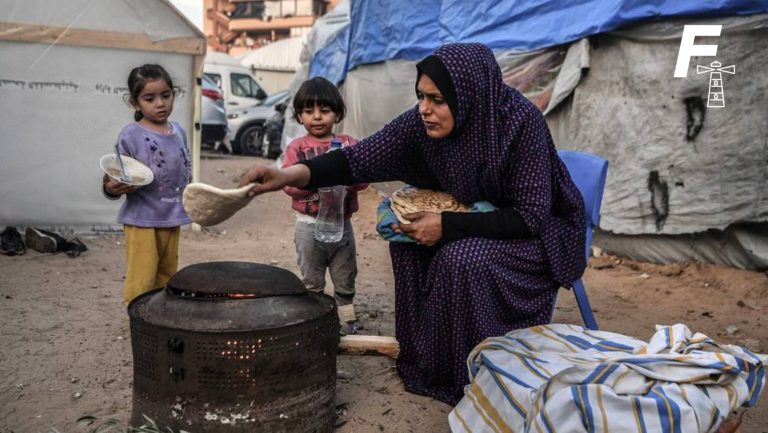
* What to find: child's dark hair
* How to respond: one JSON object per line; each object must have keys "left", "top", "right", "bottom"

{"left": 292, "top": 77, "right": 346, "bottom": 122}
{"left": 127, "top": 64, "right": 175, "bottom": 121}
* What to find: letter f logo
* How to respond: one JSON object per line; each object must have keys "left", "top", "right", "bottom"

{"left": 674, "top": 25, "right": 722, "bottom": 78}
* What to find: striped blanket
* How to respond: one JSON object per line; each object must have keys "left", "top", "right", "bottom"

{"left": 449, "top": 324, "right": 766, "bottom": 433}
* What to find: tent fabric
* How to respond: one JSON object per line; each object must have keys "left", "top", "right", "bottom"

{"left": 437, "top": 0, "right": 768, "bottom": 52}
{"left": 239, "top": 36, "right": 307, "bottom": 72}
{"left": 595, "top": 224, "right": 768, "bottom": 270}
{"left": 279, "top": 0, "right": 351, "bottom": 154}
{"left": 310, "top": 0, "right": 768, "bottom": 84}
{"left": 0, "top": 0, "right": 200, "bottom": 41}
{"left": 545, "top": 17, "right": 768, "bottom": 236}
{"left": 307, "top": 0, "right": 351, "bottom": 84}
{"left": 0, "top": 0, "right": 203, "bottom": 234}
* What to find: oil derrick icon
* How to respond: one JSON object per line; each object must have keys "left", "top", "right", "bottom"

{"left": 696, "top": 60, "right": 735, "bottom": 107}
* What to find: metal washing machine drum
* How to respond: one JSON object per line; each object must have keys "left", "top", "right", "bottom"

{"left": 127, "top": 261, "right": 339, "bottom": 432}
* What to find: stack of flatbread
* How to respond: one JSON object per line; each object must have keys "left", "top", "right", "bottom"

{"left": 390, "top": 187, "right": 470, "bottom": 224}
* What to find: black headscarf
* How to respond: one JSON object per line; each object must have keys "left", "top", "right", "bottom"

{"left": 416, "top": 55, "right": 459, "bottom": 121}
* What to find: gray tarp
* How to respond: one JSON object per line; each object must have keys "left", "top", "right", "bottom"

{"left": 545, "top": 15, "right": 768, "bottom": 269}
{"left": 546, "top": 14, "right": 768, "bottom": 235}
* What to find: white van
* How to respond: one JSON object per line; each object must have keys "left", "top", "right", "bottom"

{"left": 203, "top": 52, "right": 267, "bottom": 108}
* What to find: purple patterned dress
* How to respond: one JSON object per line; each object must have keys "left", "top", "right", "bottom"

{"left": 342, "top": 43, "right": 585, "bottom": 405}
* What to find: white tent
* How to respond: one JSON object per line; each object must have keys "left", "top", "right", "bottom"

{"left": 239, "top": 36, "right": 306, "bottom": 94}
{"left": 0, "top": 0, "right": 205, "bottom": 235}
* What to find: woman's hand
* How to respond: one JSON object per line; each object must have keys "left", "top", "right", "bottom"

{"left": 103, "top": 174, "right": 137, "bottom": 196}
{"left": 238, "top": 163, "right": 310, "bottom": 197}
{"left": 398, "top": 211, "right": 442, "bottom": 246}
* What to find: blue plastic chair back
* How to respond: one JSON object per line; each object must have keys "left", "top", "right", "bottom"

{"left": 556, "top": 150, "right": 608, "bottom": 330}
{"left": 558, "top": 150, "right": 609, "bottom": 262}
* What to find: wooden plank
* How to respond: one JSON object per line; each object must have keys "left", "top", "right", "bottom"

{"left": 0, "top": 22, "right": 205, "bottom": 55}
{"left": 339, "top": 335, "right": 400, "bottom": 358}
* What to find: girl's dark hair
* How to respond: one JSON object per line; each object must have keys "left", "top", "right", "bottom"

{"left": 292, "top": 77, "right": 346, "bottom": 122}
{"left": 126, "top": 64, "right": 175, "bottom": 121}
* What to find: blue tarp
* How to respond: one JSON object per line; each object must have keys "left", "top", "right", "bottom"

{"left": 310, "top": 0, "right": 768, "bottom": 84}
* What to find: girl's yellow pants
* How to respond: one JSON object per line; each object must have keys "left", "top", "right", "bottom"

{"left": 123, "top": 225, "right": 180, "bottom": 304}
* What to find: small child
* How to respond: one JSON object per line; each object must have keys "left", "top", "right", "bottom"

{"left": 281, "top": 77, "right": 367, "bottom": 334}
{"left": 102, "top": 64, "right": 191, "bottom": 304}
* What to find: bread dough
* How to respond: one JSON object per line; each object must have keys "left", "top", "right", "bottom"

{"left": 182, "top": 183, "right": 256, "bottom": 226}
{"left": 390, "top": 187, "right": 470, "bottom": 224}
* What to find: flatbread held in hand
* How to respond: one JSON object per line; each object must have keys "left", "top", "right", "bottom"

{"left": 182, "top": 183, "right": 256, "bottom": 226}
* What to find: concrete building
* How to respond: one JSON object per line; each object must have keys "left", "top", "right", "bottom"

{"left": 204, "top": 0, "right": 340, "bottom": 55}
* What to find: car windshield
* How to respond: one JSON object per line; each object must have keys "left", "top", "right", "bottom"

{"left": 201, "top": 75, "right": 218, "bottom": 91}
{"left": 203, "top": 73, "right": 221, "bottom": 90}
{"left": 260, "top": 91, "right": 289, "bottom": 107}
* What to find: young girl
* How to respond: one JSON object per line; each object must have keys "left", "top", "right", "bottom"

{"left": 281, "top": 77, "right": 367, "bottom": 334}
{"left": 102, "top": 64, "right": 191, "bottom": 304}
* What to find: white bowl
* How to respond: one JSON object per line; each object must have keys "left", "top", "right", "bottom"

{"left": 99, "top": 154, "right": 154, "bottom": 187}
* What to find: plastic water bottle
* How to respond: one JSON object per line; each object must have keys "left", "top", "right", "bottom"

{"left": 314, "top": 138, "right": 347, "bottom": 243}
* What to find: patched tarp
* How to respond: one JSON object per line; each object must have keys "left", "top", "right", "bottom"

{"left": 546, "top": 15, "right": 768, "bottom": 236}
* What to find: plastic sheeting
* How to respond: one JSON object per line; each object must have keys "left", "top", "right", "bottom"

{"left": 239, "top": 36, "right": 306, "bottom": 72}
{"left": 542, "top": 15, "right": 768, "bottom": 268}
{"left": 595, "top": 224, "right": 768, "bottom": 270}
{"left": 546, "top": 15, "right": 768, "bottom": 236}
{"left": 307, "top": 0, "right": 350, "bottom": 84}
{"left": 310, "top": 0, "right": 768, "bottom": 85}
{"left": 279, "top": 0, "right": 351, "bottom": 156}
{"left": 0, "top": 0, "right": 203, "bottom": 234}
{"left": 336, "top": 49, "right": 573, "bottom": 142}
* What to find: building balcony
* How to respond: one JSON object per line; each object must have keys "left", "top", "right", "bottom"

{"left": 228, "top": 15, "right": 315, "bottom": 32}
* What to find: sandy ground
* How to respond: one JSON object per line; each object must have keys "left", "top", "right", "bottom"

{"left": 1, "top": 152, "right": 767, "bottom": 433}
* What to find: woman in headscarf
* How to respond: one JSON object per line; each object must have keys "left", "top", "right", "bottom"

{"left": 239, "top": 43, "right": 586, "bottom": 405}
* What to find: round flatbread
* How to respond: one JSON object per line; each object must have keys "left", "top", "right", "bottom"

{"left": 182, "top": 183, "right": 256, "bottom": 226}
{"left": 390, "top": 187, "right": 470, "bottom": 224}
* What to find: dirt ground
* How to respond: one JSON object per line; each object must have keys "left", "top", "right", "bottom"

{"left": 1, "top": 152, "right": 767, "bottom": 433}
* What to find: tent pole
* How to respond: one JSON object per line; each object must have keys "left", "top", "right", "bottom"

{"left": 190, "top": 53, "right": 205, "bottom": 232}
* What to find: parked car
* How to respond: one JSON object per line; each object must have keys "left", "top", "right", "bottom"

{"left": 201, "top": 74, "right": 227, "bottom": 150}
{"left": 226, "top": 90, "right": 291, "bottom": 156}
{"left": 203, "top": 52, "right": 268, "bottom": 109}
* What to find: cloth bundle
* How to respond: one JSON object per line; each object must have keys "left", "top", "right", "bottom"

{"left": 449, "top": 323, "right": 766, "bottom": 433}
{"left": 376, "top": 189, "right": 496, "bottom": 243}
